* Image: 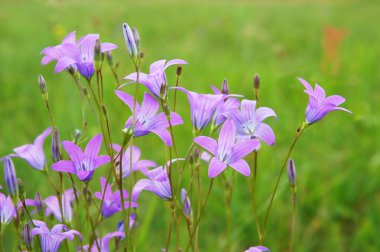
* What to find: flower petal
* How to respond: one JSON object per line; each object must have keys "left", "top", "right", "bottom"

{"left": 52, "top": 160, "right": 76, "bottom": 174}
{"left": 229, "top": 139, "right": 260, "bottom": 162}
{"left": 217, "top": 120, "right": 236, "bottom": 159}
{"left": 208, "top": 157, "right": 227, "bottom": 178}
{"left": 150, "top": 129, "right": 172, "bottom": 146}
{"left": 254, "top": 123, "right": 276, "bottom": 146}
{"left": 84, "top": 134, "right": 102, "bottom": 160}
{"left": 62, "top": 141, "right": 83, "bottom": 168}
{"left": 229, "top": 159, "right": 251, "bottom": 176}
{"left": 194, "top": 136, "right": 218, "bottom": 156}
{"left": 114, "top": 90, "right": 140, "bottom": 112}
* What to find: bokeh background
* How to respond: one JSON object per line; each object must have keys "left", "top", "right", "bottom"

{"left": 0, "top": 0, "right": 379, "bottom": 251}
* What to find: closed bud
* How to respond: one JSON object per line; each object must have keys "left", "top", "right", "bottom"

{"left": 181, "top": 189, "right": 192, "bottom": 218}
{"left": 176, "top": 66, "right": 183, "bottom": 76}
{"left": 193, "top": 147, "right": 200, "bottom": 160}
{"left": 122, "top": 127, "right": 133, "bottom": 146}
{"left": 18, "top": 178, "right": 25, "bottom": 200}
{"left": 160, "top": 83, "right": 167, "bottom": 99}
{"left": 51, "top": 128, "right": 61, "bottom": 162}
{"left": 94, "top": 39, "right": 102, "bottom": 71}
{"left": 38, "top": 75, "right": 48, "bottom": 100}
{"left": 254, "top": 74, "right": 260, "bottom": 101}
{"left": 163, "top": 103, "right": 170, "bottom": 117}
{"left": 122, "top": 23, "right": 138, "bottom": 58}
{"left": 3, "top": 156, "right": 18, "bottom": 198}
{"left": 221, "top": 79, "right": 229, "bottom": 94}
{"left": 106, "top": 51, "right": 114, "bottom": 67}
{"left": 74, "top": 129, "right": 81, "bottom": 144}
{"left": 139, "top": 51, "right": 144, "bottom": 59}
{"left": 288, "top": 159, "right": 297, "bottom": 192}
{"left": 35, "top": 192, "right": 44, "bottom": 217}
{"left": 23, "top": 223, "right": 33, "bottom": 250}
{"left": 132, "top": 28, "right": 140, "bottom": 50}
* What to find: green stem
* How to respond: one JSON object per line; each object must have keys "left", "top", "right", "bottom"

{"left": 251, "top": 151, "right": 261, "bottom": 239}
{"left": 289, "top": 192, "right": 297, "bottom": 252}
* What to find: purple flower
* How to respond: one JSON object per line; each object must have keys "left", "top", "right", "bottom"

{"left": 0, "top": 192, "right": 16, "bottom": 224}
{"left": 44, "top": 188, "right": 75, "bottom": 222}
{"left": 31, "top": 220, "right": 82, "bottom": 252}
{"left": 132, "top": 162, "right": 174, "bottom": 201}
{"left": 298, "top": 77, "right": 351, "bottom": 125}
{"left": 83, "top": 231, "right": 125, "bottom": 252}
{"left": 288, "top": 159, "right": 296, "bottom": 189}
{"left": 123, "top": 59, "right": 188, "bottom": 99}
{"left": 194, "top": 120, "right": 260, "bottom": 178}
{"left": 13, "top": 127, "right": 52, "bottom": 170}
{"left": 117, "top": 213, "right": 137, "bottom": 231}
{"left": 122, "top": 22, "right": 138, "bottom": 58}
{"left": 94, "top": 177, "right": 138, "bottom": 218}
{"left": 210, "top": 85, "right": 240, "bottom": 129}
{"left": 181, "top": 189, "right": 192, "bottom": 217}
{"left": 230, "top": 100, "right": 277, "bottom": 146}
{"left": 176, "top": 87, "right": 227, "bottom": 131}
{"left": 113, "top": 144, "right": 156, "bottom": 178}
{"left": 41, "top": 31, "right": 117, "bottom": 79}
{"left": 245, "top": 246, "right": 270, "bottom": 252}
{"left": 115, "top": 91, "right": 183, "bottom": 146}
{"left": 52, "top": 134, "right": 110, "bottom": 181}
{"left": 1, "top": 156, "right": 18, "bottom": 197}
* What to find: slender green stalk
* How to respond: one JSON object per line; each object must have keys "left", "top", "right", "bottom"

{"left": 289, "top": 192, "right": 297, "bottom": 252}
{"left": 249, "top": 151, "right": 261, "bottom": 239}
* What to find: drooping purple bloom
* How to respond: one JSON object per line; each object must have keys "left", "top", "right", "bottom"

{"left": 123, "top": 59, "right": 188, "bottom": 99}
{"left": 83, "top": 231, "right": 125, "bottom": 252}
{"left": 210, "top": 85, "right": 240, "bottom": 129}
{"left": 1, "top": 156, "right": 18, "bottom": 197}
{"left": 298, "top": 77, "right": 351, "bottom": 125}
{"left": 41, "top": 31, "right": 117, "bottom": 79}
{"left": 13, "top": 127, "right": 52, "bottom": 171}
{"left": 44, "top": 188, "right": 75, "bottom": 222}
{"left": 115, "top": 91, "right": 183, "bottom": 146}
{"left": 113, "top": 144, "right": 156, "bottom": 178}
{"left": 94, "top": 177, "right": 138, "bottom": 218}
{"left": 52, "top": 134, "right": 110, "bottom": 181}
{"left": 230, "top": 100, "right": 277, "bottom": 146}
{"left": 194, "top": 120, "right": 260, "bottom": 178}
{"left": 176, "top": 87, "right": 227, "bottom": 131}
{"left": 181, "top": 189, "right": 192, "bottom": 217}
{"left": 132, "top": 162, "right": 174, "bottom": 201}
{"left": 245, "top": 246, "right": 270, "bottom": 252}
{"left": 31, "top": 220, "right": 82, "bottom": 252}
{"left": 0, "top": 192, "right": 16, "bottom": 224}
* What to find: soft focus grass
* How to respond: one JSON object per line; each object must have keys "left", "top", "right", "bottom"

{"left": 0, "top": 0, "right": 379, "bottom": 251}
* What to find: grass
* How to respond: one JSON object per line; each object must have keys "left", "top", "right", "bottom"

{"left": 0, "top": 0, "right": 379, "bottom": 251}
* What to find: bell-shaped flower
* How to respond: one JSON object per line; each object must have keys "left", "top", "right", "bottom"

{"left": 31, "top": 220, "right": 82, "bottom": 252}
{"left": 230, "top": 100, "right": 277, "bottom": 146}
{"left": 44, "top": 188, "right": 75, "bottom": 222}
{"left": 194, "top": 120, "right": 260, "bottom": 178}
{"left": 181, "top": 188, "right": 192, "bottom": 218}
{"left": 83, "top": 231, "right": 125, "bottom": 252}
{"left": 0, "top": 192, "right": 16, "bottom": 225}
{"left": 1, "top": 156, "right": 18, "bottom": 197}
{"left": 13, "top": 127, "right": 52, "bottom": 170}
{"left": 115, "top": 91, "right": 183, "bottom": 146}
{"left": 298, "top": 77, "right": 351, "bottom": 125}
{"left": 245, "top": 246, "right": 270, "bottom": 252}
{"left": 52, "top": 134, "right": 110, "bottom": 181}
{"left": 123, "top": 59, "right": 188, "bottom": 99}
{"left": 94, "top": 177, "right": 138, "bottom": 218}
{"left": 113, "top": 144, "right": 156, "bottom": 178}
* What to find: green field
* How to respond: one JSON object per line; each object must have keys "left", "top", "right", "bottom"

{"left": 0, "top": 0, "right": 379, "bottom": 251}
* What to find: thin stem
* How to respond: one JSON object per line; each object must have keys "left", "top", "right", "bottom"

{"left": 251, "top": 151, "right": 261, "bottom": 239}
{"left": 165, "top": 202, "right": 176, "bottom": 251}
{"left": 173, "top": 73, "right": 181, "bottom": 112}
{"left": 289, "top": 192, "right": 297, "bottom": 252}
{"left": 260, "top": 124, "right": 306, "bottom": 243}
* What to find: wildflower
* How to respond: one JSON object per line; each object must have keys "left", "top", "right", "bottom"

{"left": 1, "top": 156, "right": 18, "bottom": 197}
{"left": 23, "top": 223, "right": 33, "bottom": 250}
{"left": 123, "top": 59, "right": 187, "bottom": 99}
{"left": 31, "top": 220, "right": 82, "bottom": 252}
{"left": 0, "top": 192, "right": 15, "bottom": 224}
{"left": 176, "top": 87, "right": 227, "bottom": 131}
{"left": 41, "top": 31, "right": 117, "bottom": 79}
{"left": 94, "top": 177, "right": 137, "bottom": 218}
{"left": 288, "top": 159, "right": 296, "bottom": 191}
{"left": 245, "top": 246, "right": 270, "bottom": 252}
{"left": 230, "top": 100, "right": 277, "bottom": 145}
{"left": 117, "top": 213, "right": 137, "bottom": 231}
{"left": 122, "top": 22, "right": 138, "bottom": 58}
{"left": 298, "top": 77, "right": 351, "bottom": 125}
{"left": 13, "top": 127, "right": 52, "bottom": 170}
{"left": 181, "top": 189, "right": 192, "bottom": 217}
{"left": 52, "top": 134, "right": 110, "bottom": 181}
{"left": 83, "top": 231, "right": 125, "bottom": 252}
{"left": 51, "top": 127, "right": 61, "bottom": 162}
{"left": 115, "top": 91, "right": 183, "bottom": 146}
{"left": 44, "top": 188, "right": 75, "bottom": 222}
{"left": 113, "top": 144, "right": 156, "bottom": 178}
{"left": 194, "top": 120, "right": 260, "bottom": 178}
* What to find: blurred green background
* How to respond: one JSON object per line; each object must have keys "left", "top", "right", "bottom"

{"left": 0, "top": 0, "right": 379, "bottom": 251}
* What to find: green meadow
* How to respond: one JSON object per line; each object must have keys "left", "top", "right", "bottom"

{"left": 0, "top": 0, "right": 379, "bottom": 251}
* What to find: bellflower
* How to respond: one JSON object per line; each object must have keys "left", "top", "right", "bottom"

{"left": 52, "top": 134, "right": 110, "bottom": 181}
{"left": 298, "top": 77, "right": 351, "bottom": 125}
{"left": 94, "top": 177, "right": 138, "bottom": 218}
{"left": 288, "top": 159, "right": 296, "bottom": 190}
{"left": 117, "top": 213, "right": 137, "bottom": 231}
{"left": 122, "top": 22, "right": 138, "bottom": 58}
{"left": 13, "top": 127, "right": 52, "bottom": 170}
{"left": 31, "top": 220, "right": 82, "bottom": 252}
{"left": 194, "top": 120, "right": 260, "bottom": 178}
{"left": 230, "top": 99, "right": 277, "bottom": 146}
{"left": 210, "top": 85, "right": 240, "bottom": 129}
{"left": 0, "top": 192, "right": 16, "bottom": 225}
{"left": 176, "top": 87, "right": 227, "bottom": 131}
{"left": 181, "top": 188, "right": 192, "bottom": 217}
{"left": 245, "top": 246, "right": 270, "bottom": 252}
{"left": 1, "top": 156, "right": 18, "bottom": 197}
{"left": 44, "top": 188, "right": 75, "bottom": 222}
{"left": 83, "top": 231, "right": 125, "bottom": 252}
{"left": 115, "top": 91, "right": 183, "bottom": 146}
{"left": 41, "top": 31, "right": 117, "bottom": 79}
{"left": 113, "top": 144, "right": 156, "bottom": 178}
{"left": 123, "top": 59, "right": 188, "bottom": 99}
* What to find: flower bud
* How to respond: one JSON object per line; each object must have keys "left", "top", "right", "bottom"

{"left": 94, "top": 39, "right": 102, "bottom": 71}
{"left": 254, "top": 74, "right": 260, "bottom": 101}
{"left": 51, "top": 128, "right": 61, "bottom": 162}
{"left": 139, "top": 51, "right": 144, "bottom": 59}
{"left": 74, "top": 129, "right": 81, "bottom": 144}
{"left": 181, "top": 189, "right": 192, "bottom": 218}
{"left": 132, "top": 28, "right": 140, "bottom": 50}
{"left": 23, "top": 223, "right": 33, "bottom": 250}
{"left": 122, "top": 127, "right": 133, "bottom": 146}
{"left": 221, "top": 79, "right": 229, "bottom": 94}
{"left": 35, "top": 192, "right": 44, "bottom": 217}
{"left": 3, "top": 156, "right": 18, "bottom": 198}
{"left": 193, "top": 147, "right": 200, "bottom": 160}
{"left": 18, "top": 178, "right": 25, "bottom": 201}
{"left": 176, "top": 66, "right": 183, "bottom": 76}
{"left": 38, "top": 75, "right": 48, "bottom": 100}
{"left": 288, "top": 159, "right": 296, "bottom": 192}
{"left": 106, "top": 51, "right": 114, "bottom": 67}
{"left": 160, "top": 83, "right": 168, "bottom": 100}
{"left": 122, "top": 23, "right": 138, "bottom": 58}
